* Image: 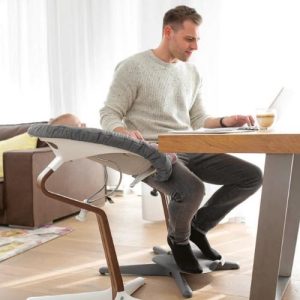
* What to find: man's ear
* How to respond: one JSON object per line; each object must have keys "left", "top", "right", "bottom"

{"left": 163, "top": 25, "right": 173, "bottom": 39}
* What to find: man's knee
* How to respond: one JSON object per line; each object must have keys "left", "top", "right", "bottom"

{"left": 246, "top": 164, "right": 263, "bottom": 190}
{"left": 170, "top": 180, "right": 205, "bottom": 206}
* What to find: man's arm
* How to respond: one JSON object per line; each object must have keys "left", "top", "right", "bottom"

{"left": 189, "top": 79, "right": 211, "bottom": 130}
{"left": 100, "top": 60, "right": 139, "bottom": 132}
{"left": 204, "top": 115, "right": 255, "bottom": 128}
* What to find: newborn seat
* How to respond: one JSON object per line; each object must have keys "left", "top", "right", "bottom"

{"left": 27, "top": 124, "right": 239, "bottom": 300}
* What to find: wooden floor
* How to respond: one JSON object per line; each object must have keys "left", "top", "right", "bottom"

{"left": 0, "top": 193, "right": 299, "bottom": 300}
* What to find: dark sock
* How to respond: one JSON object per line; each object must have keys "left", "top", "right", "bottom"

{"left": 190, "top": 227, "right": 222, "bottom": 260}
{"left": 167, "top": 236, "right": 203, "bottom": 274}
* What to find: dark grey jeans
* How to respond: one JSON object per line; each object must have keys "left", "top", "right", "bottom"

{"left": 144, "top": 153, "right": 263, "bottom": 244}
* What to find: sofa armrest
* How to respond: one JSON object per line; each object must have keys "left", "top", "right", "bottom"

{"left": 2, "top": 148, "right": 53, "bottom": 226}
{"left": 2, "top": 148, "right": 105, "bottom": 227}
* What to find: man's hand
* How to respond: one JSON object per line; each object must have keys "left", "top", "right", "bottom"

{"left": 220, "top": 115, "right": 255, "bottom": 127}
{"left": 114, "top": 127, "right": 144, "bottom": 140}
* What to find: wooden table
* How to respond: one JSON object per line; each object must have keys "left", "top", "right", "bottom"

{"left": 158, "top": 131, "right": 300, "bottom": 300}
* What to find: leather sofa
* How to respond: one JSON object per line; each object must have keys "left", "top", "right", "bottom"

{"left": 0, "top": 122, "right": 106, "bottom": 228}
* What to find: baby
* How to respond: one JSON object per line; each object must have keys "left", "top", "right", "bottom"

{"left": 49, "top": 113, "right": 86, "bottom": 128}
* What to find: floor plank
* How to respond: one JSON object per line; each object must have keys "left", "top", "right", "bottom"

{"left": 0, "top": 193, "right": 299, "bottom": 299}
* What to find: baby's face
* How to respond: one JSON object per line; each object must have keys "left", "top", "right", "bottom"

{"left": 69, "top": 116, "right": 86, "bottom": 128}
{"left": 70, "top": 118, "right": 83, "bottom": 128}
{"left": 49, "top": 115, "right": 86, "bottom": 128}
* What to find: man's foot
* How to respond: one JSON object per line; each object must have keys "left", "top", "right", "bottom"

{"left": 167, "top": 236, "right": 203, "bottom": 274}
{"left": 190, "top": 227, "right": 222, "bottom": 260}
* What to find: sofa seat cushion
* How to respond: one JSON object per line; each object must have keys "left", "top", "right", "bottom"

{"left": 0, "top": 133, "right": 38, "bottom": 177}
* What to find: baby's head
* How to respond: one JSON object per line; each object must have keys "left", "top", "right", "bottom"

{"left": 49, "top": 113, "right": 86, "bottom": 128}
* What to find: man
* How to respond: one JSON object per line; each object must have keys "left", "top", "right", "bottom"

{"left": 100, "top": 5, "right": 262, "bottom": 274}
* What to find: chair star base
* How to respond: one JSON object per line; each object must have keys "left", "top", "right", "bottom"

{"left": 100, "top": 247, "right": 239, "bottom": 298}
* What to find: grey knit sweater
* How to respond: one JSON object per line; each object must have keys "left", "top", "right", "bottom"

{"left": 100, "top": 50, "right": 209, "bottom": 140}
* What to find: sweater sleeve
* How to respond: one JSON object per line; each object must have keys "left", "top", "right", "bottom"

{"left": 100, "top": 60, "right": 139, "bottom": 131}
{"left": 189, "top": 77, "right": 210, "bottom": 130}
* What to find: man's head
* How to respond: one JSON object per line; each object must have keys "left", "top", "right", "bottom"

{"left": 162, "top": 6, "right": 202, "bottom": 62}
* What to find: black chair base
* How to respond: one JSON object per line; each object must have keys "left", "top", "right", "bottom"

{"left": 99, "top": 245, "right": 239, "bottom": 298}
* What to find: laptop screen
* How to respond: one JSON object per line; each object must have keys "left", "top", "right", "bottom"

{"left": 270, "top": 87, "right": 299, "bottom": 130}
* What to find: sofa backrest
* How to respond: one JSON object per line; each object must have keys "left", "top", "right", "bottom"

{"left": 0, "top": 122, "right": 48, "bottom": 147}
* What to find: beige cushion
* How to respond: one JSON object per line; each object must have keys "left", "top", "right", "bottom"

{"left": 0, "top": 133, "right": 38, "bottom": 177}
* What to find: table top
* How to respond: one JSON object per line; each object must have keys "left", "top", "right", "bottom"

{"left": 158, "top": 131, "right": 300, "bottom": 154}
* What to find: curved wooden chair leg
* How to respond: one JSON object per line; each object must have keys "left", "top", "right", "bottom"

{"left": 37, "top": 168, "right": 124, "bottom": 299}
